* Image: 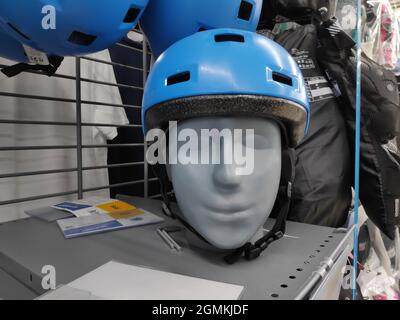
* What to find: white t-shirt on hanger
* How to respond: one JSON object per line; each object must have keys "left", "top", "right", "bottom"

{"left": 0, "top": 50, "right": 129, "bottom": 223}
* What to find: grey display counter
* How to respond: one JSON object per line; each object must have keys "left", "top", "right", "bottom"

{"left": 0, "top": 267, "right": 36, "bottom": 300}
{"left": 0, "top": 196, "right": 353, "bottom": 300}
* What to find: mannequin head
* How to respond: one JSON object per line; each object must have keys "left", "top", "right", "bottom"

{"left": 167, "top": 116, "right": 282, "bottom": 250}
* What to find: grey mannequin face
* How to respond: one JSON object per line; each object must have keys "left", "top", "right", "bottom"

{"left": 168, "top": 117, "right": 282, "bottom": 250}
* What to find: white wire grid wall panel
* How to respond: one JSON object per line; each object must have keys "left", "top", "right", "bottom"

{"left": 0, "top": 31, "right": 156, "bottom": 222}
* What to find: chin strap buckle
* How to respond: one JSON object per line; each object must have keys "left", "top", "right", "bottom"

{"left": 244, "top": 246, "right": 263, "bottom": 261}
{"left": 274, "top": 231, "right": 285, "bottom": 242}
{"left": 244, "top": 231, "right": 285, "bottom": 261}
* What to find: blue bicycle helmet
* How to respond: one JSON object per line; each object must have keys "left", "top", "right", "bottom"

{"left": 143, "top": 28, "right": 310, "bottom": 148}
{"left": 0, "top": 26, "right": 64, "bottom": 78}
{"left": 0, "top": 0, "right": 148, "bottom": 57}
{"left": 140, "top": 0, "right": 263, "bottom": 58}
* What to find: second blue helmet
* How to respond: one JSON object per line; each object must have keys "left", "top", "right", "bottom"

{"left": 140, "top": 0, "right": 263, "bottom": 58}
{"left": 0, "top": 0, "right": 149, "bottom": 57}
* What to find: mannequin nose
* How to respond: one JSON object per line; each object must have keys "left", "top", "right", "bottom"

{"left": 212, "top": 163, "right": 242, "bottom": 190}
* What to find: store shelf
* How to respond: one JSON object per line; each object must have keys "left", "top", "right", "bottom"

{"left": 0, "top": 268, "right": 36, "bottom": 300}
{"left": 0, "top": 196, "right": 353, "bottom": 300}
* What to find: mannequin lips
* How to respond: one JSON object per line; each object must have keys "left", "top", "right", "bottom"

{"left": 205, "top": 204, "right": 253, "bottom": 221}
{"left": 207, "top": 209, "right": 255, "bottom": 224}
{"left": 204, "top": 196, "right": 252, "bottom": 215}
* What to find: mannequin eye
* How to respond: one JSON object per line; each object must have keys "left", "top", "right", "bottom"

{"left": 240, "top": 128, "right": 280, "bottom": 150}
{"left": 239, "top": 132, "right": 270, "bottom": 150}
{"left": 253, "top": 134, "right": 272, "bottom": 150}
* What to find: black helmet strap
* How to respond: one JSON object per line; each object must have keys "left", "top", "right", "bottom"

{"left": 224, "top": 147, "right": 295, "bottom": 264}
{"left": 1, "top": 55, "right": 64, "bottom": 78}
{"left": 152, "top": 145, "right": 296, "bottom": 265}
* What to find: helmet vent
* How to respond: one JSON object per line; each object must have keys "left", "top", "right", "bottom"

{"left": 238, "top": 1, "right": 253, "bottom": 21}
{"left": 167, "top": 71, "right": 191, "bottom": 86}
{"left": 123, "top": 7, "right": 141, "bottom": 23}
{"left": 272, "top": 72, "right": 293, "bottom": 86}
{"left": 68, "top": 31, "right": 97, "bottom": 46}
{"left": 7, "top": 23, "right": 30, "bottom": 40}
{"left": 214, "top": 34, "right": 245, "bottom": 43}
{"left": 198, "top": 27, "right": 208, "bottom": 32}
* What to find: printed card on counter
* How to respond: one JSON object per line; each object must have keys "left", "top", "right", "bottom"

{"left": 52, "top": 197, "right": 111, "bottom": 217}
{"left": 55, "top": 198, "right": 164, "bottom": 238}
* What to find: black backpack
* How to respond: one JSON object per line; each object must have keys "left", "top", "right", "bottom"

{"left": 317, "top": 19, "right": 400, "bottom": 239}
{"left": 273, "top": 24, "right": 353, "bottom": 228}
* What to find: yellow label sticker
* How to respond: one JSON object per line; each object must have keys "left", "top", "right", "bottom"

{"left": 96, "top": 200, "right": 136, "bottom": 213}
{"left": 96, "top": 201, "right": 144, "bottom": 219}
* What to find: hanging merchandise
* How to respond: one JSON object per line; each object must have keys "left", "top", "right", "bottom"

{"left": 317, "top": 18, "right": 400, "bottom": 240}
{"left": 257, "top": 0, "right": 337, "bottom": 32}
{"left": 142, "top": 29, "right": 310, "bottom": 263}
{"left": 334, "top": 0, "right": 365, "bottom": 41}
{"left": 140, "top": 0, "right": 263, "bottom": 58}
{"left": 272, "top": 23, "right": 353, "bottom": 228}
{"left": 0, "top": 27, "right": 63, "bottom": 78}
{"left": 361, "top": 0, "right": 399, "bottom": 70}
{"left": 270, "top": 0, "right": 337, "bottom": 23}
{"left": 0, "top": 0, "right": 148, "bottom": 57}
{"left": 393, "top": 13, "right": 400, "bottom": 75}
{"left": 358, "top": 223, "right": 373, "bottom": 266}
{"left": 358, "top": 222, "right": 400, "bottom": 300}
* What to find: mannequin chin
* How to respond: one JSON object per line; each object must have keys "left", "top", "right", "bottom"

{"left": 167, "top": 116, "right": 282, "bottom": 250}
{"left": 182, "top": 223, "right": 267, "bottom": 253}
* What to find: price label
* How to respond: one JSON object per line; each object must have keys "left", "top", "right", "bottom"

{"left": 22, "top": 44, "right": 49, "bottom": 65}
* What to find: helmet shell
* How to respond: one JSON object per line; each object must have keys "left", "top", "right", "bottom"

{"left": 140, "top": 0, "right": 263, "bottom": 58}
{"left": 142, "top": 29, "right": 310, "bottom": 147}
{"left": 0, "top": 0, "right": 148, "bottom": 57}
{"left": 0, "top": 26, "right": 28, "bottom": 63}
